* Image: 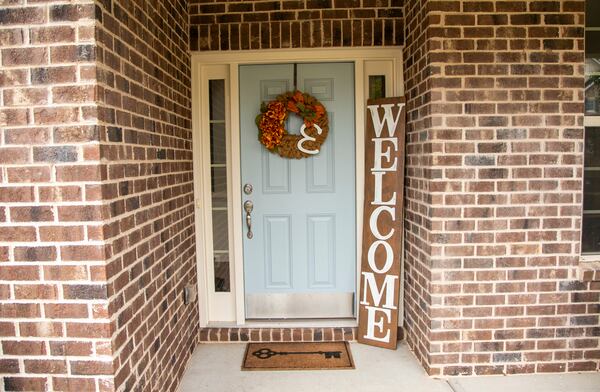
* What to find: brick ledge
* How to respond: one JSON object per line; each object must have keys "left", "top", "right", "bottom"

{"left": 199, "top": 327, "right": 357, "bottom": 342}
{"left": 578, "top": 261, "right": 600, "bottom": 282}
{"left": 199, "top": 327, "right": 406, "bottom": 343}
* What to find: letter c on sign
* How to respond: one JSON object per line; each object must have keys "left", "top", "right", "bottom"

{"left": 369, "top": 206, "right": 395, "bottom": 240}
{"left": 367, "top": 240, "right": 394, "bottom": 274}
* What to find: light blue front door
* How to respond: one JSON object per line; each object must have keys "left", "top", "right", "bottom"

{"left": 239, "top": 63, "right": 356, "bottom": 319}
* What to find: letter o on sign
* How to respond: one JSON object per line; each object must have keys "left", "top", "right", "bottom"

{"left": 367, "top": 240, "right": 394, "bottom": 274}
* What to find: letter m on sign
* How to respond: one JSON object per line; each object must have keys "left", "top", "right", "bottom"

{"left": 358, "top": 96, "right": 406, "bottom": 350}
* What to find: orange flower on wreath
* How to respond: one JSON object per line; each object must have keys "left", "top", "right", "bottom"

{"left": 258, "top": 101, "right": 287, "bottom": 149}
{"left": 314, "top": 104, "right": 325, "bottom": 117}
{"left": 287, "top": 100, "right": 299, "bottom": 113}
{"left": 293, "top": 91, "right": 304, "bottom": 103}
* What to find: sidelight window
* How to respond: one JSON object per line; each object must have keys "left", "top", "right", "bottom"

{"left": 583, "top": 0, "right": 600, "bottom": 254}
{"left": 208, "top": 79, "right": 231, "bottom": 291}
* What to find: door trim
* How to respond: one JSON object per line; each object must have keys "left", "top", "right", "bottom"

{"left": 192, "top": 47, "right": 404, "bottom": 327}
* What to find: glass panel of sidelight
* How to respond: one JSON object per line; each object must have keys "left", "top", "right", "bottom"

{"left": 583, "top": 169, "right": 600, "bottom": 211}
{"left": 211, "top": 166, "right": 227, "bottom": 208}
{"left": 213, "top": 253, "right": 230, "bottom": 292}
{"left": 582, "top": 214, "right": 600, "bottom": 254}
{"left": 584, "top": 127, "right": 600, "bottom": 254}
{"left": 209, "top": 79, "right": 225, "bottom": 121}
{"left": 587, "top": 0, "right": 600, "bottom": 28}
{"left": 584, "top": 127, "right": 600, "bottom": 167}
{"left": 368, "top": 75, "right": 386, "bottom": 100}
{"left": 210, "top": 123, "right": 227, "bottom": 164}
{"left": 211, "top": 210, "right": 229, "bottom": 253}
{"left": 585, "top": 32, "right": 600, "bottom": 115}
{"left": 209, "top": 79, "right": 230, "bottom": 292}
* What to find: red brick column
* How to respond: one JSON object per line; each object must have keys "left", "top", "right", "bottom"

{"left": 403, "top": 0, "right": 598, "bottom": 376}
{"left": 0, "top": 2, "right": 115, "bottom": 391}
{"left": 403, "top": 0, "right": 437, "bottom": 374}
{"left": 1, "top": 1, "right": 197, "bottom": 391}
{"left": 94, "top": 0, "right": 198, "bottom": 390}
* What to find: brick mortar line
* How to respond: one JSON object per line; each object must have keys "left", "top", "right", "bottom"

{"left": 3, "top": 103, "right": 97, "bottom": 109}
{"left": 0, "top": 62, "right": 96, "bottom": 71}
{"left": 0, "top": 42, "right": 96, "bottom": 50}
{"left": 0, "top": 223, "right": 105, "bottom": 228}
{"left": 0, "top": 204, "right": 104, "bottom": 210}
{"left": 0, "top": 327, "right": 113, "bottom": 333}
{"left": 1, "top": 296, "right": 108, "bottom": 301}
{"left": 30, "top": 338, "right": 111, "bottom": 348}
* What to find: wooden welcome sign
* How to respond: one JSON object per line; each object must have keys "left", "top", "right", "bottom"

{"left": 358, "top": 96, "right": 406, "bottom": 349}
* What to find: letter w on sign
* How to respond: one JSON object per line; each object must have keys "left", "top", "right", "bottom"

{"left": 358, "top": 97, "right": 406, "bottom": 350}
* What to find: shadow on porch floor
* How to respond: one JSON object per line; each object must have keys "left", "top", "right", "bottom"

{"left": 179, "top": 342, "right": 600, "bottom": 392}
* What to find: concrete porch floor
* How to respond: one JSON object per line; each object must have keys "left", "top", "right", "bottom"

{"left": 179, "top": 342, "right": 600, "bottom": 392}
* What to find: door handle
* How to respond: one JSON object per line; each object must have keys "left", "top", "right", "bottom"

{"left": 244, "top": 200, "right": 254, "bottom": 239}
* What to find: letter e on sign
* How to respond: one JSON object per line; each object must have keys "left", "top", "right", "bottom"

{"left": 358, "top": 97, "right": 406, "bottom": 349}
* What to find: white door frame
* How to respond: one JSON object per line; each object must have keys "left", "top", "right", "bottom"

{"left": 191, "top": 47, "right": 404, "bottom": 327}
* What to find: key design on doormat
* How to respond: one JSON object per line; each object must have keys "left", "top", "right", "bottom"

{"left": 252, "top": 348, "right": 342, "bottom": 360}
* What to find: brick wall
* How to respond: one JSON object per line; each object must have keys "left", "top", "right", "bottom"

{"left": 0, "top": 0, "right": 197, "bottom": 391}
{"left": 0, "top": 1, "right": 115, "bottom": 391}
{"left": 189, "top": 0, "right": 404, "bottom": 50}
{"left": 94, "top": 0, "right": 198, "bottom": 391}
{"left": 402, "top": 0, "right": 436, "bottom": 374}
{"left": 403, "top": 0, "right": 599, "bottom": 376}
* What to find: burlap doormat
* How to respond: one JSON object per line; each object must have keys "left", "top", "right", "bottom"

{"left": 242, "top": 341, "right": 355, "bottom": 371}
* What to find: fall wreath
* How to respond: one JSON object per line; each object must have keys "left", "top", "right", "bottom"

{"left": 256, "top": 90, "right": 329, "bottom": 159}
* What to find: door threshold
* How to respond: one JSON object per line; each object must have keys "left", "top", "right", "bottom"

{"left": 207, "top": 318, "right": 358, "bottom": 328}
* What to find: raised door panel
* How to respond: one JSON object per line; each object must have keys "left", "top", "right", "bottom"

{"left": 262, "top": 148, "right": 291, "bottom": 194}
{"left": 307, "top": 214, "right": 336, "bottom": 288}
{"left": 263, "top": 215, "right": 293, "bottom": 289}
{"left": 306, "top": 113, "right": 335, "bottom": 193}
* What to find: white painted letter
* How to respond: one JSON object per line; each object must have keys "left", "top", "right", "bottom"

{"left": 368, "top": 103, "right": 405, "bottom": 137}
{"left": 372, "top": 137, "right": 398, "bottom": 171}
{"left": 367, "top": 240, "right": 394, "bottom": 274}
{"left": 363, "top": 305, "right": 392, "bottom": 343}
{"left": 360, "top": 272, "right": 398, "bottom": 309}
{"left": 369, "top": 206, "right": 395, "bottom": 240}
